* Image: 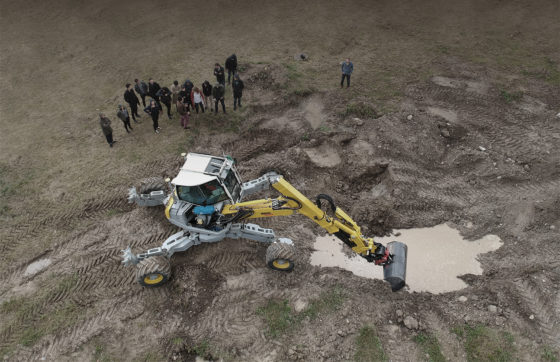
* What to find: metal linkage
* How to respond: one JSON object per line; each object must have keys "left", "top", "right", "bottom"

{"left": 241, "top": 172, "right": 282, "bottom": 196}
{"left": 128, "top": 187, "right": 168, "bottom": 207}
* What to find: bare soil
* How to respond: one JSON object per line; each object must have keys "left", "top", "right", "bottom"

{"left": 1, "top": 0, "right": 559, "bottom": 361}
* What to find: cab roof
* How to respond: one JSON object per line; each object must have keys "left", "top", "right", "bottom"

{"left": 171, "top": 153, "right": 227, "bottom": 187}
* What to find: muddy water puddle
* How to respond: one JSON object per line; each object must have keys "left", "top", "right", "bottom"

{"left": 310, "top": 223, "right": 502, "bottom": 294}
{"left": 24, "top": 258, "right": 52, "bottom": 276}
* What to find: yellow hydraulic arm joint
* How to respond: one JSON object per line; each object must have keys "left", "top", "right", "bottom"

{"left": 221, "top": 176, "right": 380, "bottom": 257}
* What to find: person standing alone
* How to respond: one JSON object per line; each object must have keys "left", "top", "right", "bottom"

{"left": 144, "top": 99, "right": 162, "bottom": 133}
{"left": 117, "top": 105, "right": 133, "bottom": 133}
{"left": 99, "top": 113, "right": 116, "bottom": 147}
{"left": 232, "top": 74, "right": 244, "bottom": 110}
{"left": 225, "top": 54, "right": 237, "bottom": 85}
{"left": 124, "top": 83, "right": 141, "bottom": 123}
{"left": 340, "top": 58, "right": 353, "bottom": 88}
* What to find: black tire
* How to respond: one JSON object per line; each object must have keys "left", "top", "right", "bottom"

{"left": 137, "top": 177, "right": 166, "bottom": 195}
{"left": 266, "top": 242, "right": 296, "bottom": 272}
{"left": 136, "top": 256, "right": 171, "bottom": 287}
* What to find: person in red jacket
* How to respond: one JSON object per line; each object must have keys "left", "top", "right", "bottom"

{"left": 190, "top": 87, "right": 205, "bottom": 114}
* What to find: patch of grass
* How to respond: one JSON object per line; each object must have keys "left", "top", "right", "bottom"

{"left": 300, "top": 133, "right": 310, "bottom": 141}
{"left": 284, "top": 63, "right": 302, "bottom": 81}
{"left": 499, "top": 89, "right": 523, "bottom": 103}
{"left": 318, "top": 124, "right": 331, "bottom": 133}
{"left": 0, "top": 297, "right": 24, "bottom": 313}
{"left": 452, "top": 324, "right": 515, "bottom": 362}
{"left": 92, "top": 344, "right": 115, "bottom": 362}
{"left": 354, "top": 325, "right": 387, "bottom": 362}
{"left": 172, "top": 337, "right": 184, "bottom": 346}
{"left": 301, "top": 286, "right": 345, "bottom": 320}
{"left": 257, "top": 286, "right": 347, "bottom": 338}
{"left": 541, "top": 346, "right": 559, "bottom": 362}
{"left": 256, "top": 299, "right": 295, "bottom": 338}
{"left": 340, "top": 102, "right": 379, "bottom": 119}
{"left": 20, "top": 328, "right": 44, "bottom": 347}
{"left": 413, "top": 332, "right": 445, "bottom": 362}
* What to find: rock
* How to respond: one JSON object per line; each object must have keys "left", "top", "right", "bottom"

{"left": 337, "top": 330, "right": 345, "bottom": 337}
{"left": 439, "top": 127, "right": 451, "bottom": 138}
{"left": 394, "top": 232, "right": 402, "bottom": 237}
{"left": 478, "top": 146, "right": 486, "bottom": 151}
{"left": 403, "top": 316, "right": 419, "bottom": 330}
{"left": 529, "top": 314, "right": 535, "bottom": 320}
{"left": 396, "top": 309, "right": 403, "bottom": 317}
{"left": 556, "top": 112, "right": 560, "bottom": 118}
{"left": 353, "top": 117, "right": 364, "bottom": 126}
{"left": 550, "top": 225, "right": 556, "bottom": 230}
{"left": 458, "top": 296, "right": 468, "bottom": 303}
{"left": 523, "top": 164, "right": 530, "bottom": 171}
{"left": 407, "top": 114, "right": 413, "bottom": 120}
{"left": 488, "top": 305, "right": 498, "bottom": 313}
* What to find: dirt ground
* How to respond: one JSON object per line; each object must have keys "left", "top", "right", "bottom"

{"left": 1, "top": 0, "right": 559, "bottom": 361}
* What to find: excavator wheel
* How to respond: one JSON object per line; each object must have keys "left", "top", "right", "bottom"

{"left": 136, "top": 256, "right": 171, "bottom": 287}
{"left": 266, "top": 242, "right": 296, "bottom": 272}
{"left": 137, "top": 177, "right": 166, "bottom": 195}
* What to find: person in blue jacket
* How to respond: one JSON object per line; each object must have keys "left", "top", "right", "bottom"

{"left": 340, "top": 58, "right": 353, "bottom": 88}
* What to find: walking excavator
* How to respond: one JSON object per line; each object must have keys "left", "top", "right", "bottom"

{"left": 122, "top": 153, "right": 408, "bottom": 291}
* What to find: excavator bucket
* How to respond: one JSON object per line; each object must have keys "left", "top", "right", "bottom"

{"left": 383, "top": 241, "right": 408, "bottom": 291}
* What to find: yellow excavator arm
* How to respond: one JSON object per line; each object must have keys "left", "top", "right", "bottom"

{"left": 221, "top": 176, "right": 407, "bottom": 290}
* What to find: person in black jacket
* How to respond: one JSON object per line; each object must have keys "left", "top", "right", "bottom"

{"left": 156, "top": 86, "right": 173, "bottom": 119}
{"left": 202, "top": 81, "right": 213, "bottom": 112}
{"left": 144, "top": 99, "right": 162, "bottom": 133}
{"left": 148, "top": 78, "right": 162, "bottom": 107}
{"left": 212, "top": 83, "right": 226, "bottom": 114}
{"left": 179, "top": 85, "right": 190, "bottom": 111}
{"left": 124, "top": 83, "right": 141, "bottom": 123}
{"left": 232, "top": 74, "right": 244, "bottom": 110}
{"left": 213, "top": 63, "right": 225, "bottom": 85}
{"left": 183, "top": 79, "right": 194, "bottom": 110}
{"left": 225, "top": 54, "right": 237, "bottom": 85}
{"left": 134, "top": 79, "right": 148, "bottom": 107}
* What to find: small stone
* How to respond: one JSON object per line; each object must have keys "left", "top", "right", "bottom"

{"left": 407, "top": 114, "right": 413, "bottom": 120}
{"left": 440, "top": 128, "right": 451, "bottom": 138}
{"left": 556, "top": 112, "right": 560, "bottom": 118}
{"left": 497, "top": 176, "right": 502, "bottom": 180}
{"left": 523, "top": 164, "right": 530, "bottom": 171}
{"left": 488, "top": 305, "right": 498, "bottom": 313}
{"left": 337, "top": 330, "right": 345, "bottom": 337}
{"left": 550, "top": 225, "right": 556, "bottom": 230}
{"left": 396, "top": 309, "right": 403, "bottom": 317}
{"left": 394, "top": 232, "right": 402, "bottom": 237}
{"left": 458, "top": 296, "right": 468, "bottom": 302}
{"left": 478, "top": 146, "right": 486, "bottom": 151}
{"left": 346, "top": 319, "right": 350, "bottom": 324}
{"left": 403, "top": 316, "right": 419, "bottom": 330}
{"left": 529, "top": 314, "right": 535, "bottom": 320}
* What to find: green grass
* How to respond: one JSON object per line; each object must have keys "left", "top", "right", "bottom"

{"left": 340, "top": 102, "right": 379, "bottom": 119}
{"left": 256, "top": 299, "right": 295, "bottom": 338}
{"left": 354, "top": 325, "right": 387, "bottom": 362}
{"left": 499, "top": 89, "right": 523, "bottom": 103}
{"left": 413, "top": 332, "right": 445, "bottom": 362}
{"left": 541, "top": 346, "right": 559, "bottom": 362}
{"left": 452, "top": 324, "right": 515, "bottom": 362}
{"left": 92, "top": 344, "right": 116, "bottom": 362}
{"left": 257, "top": 286, "right": 346, "bottom": 338}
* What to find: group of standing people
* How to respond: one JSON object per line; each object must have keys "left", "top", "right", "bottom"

{"left": 99, "top": 54, "right": 245, "bottom": 145}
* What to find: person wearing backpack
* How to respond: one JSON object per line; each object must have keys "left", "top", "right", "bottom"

{"left": 148, "top": 78, "right": 162, "bottom": 107}
{"left": 202, "top": 81, "right": 213, "bottom": 112}
{"left": 134, "top": 79, "right": 148, "bottom": 107}
{"left": 212, "top": 82, "right": 226, "bottom": 114}
{"left": 225, "top": 54, "right": 238, "bottom": 85}
{"left": 183, "top": 79, "right": 194, "bottom": 110}
{"left": 232, "top": 74, "right": 244, "bottom": 110}
{"left": 177, "top": 96, "right": 190, "bottom": 129}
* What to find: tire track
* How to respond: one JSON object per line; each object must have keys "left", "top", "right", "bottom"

{"left": 515, "top": 279, "right": 560, "bottom": 347}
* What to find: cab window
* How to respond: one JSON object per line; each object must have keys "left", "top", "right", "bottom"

{"left": 176, "top": 180, "right": 229, "bottom": 205}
